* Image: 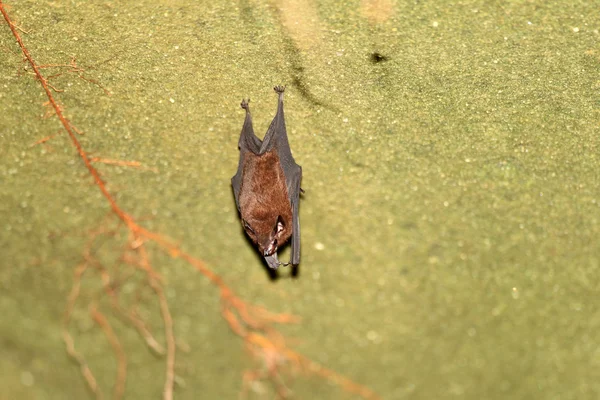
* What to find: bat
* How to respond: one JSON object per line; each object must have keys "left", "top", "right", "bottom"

{"left": 231, "top": 86, "right": 302, "bottom": 270}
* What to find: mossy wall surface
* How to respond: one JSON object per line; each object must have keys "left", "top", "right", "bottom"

{"left": 1, "top": 1, "right": 599, "bottom": 399}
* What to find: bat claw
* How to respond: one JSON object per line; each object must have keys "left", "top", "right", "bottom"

{"left": 241, "top": 99, "right": 250, "bottom": 110}
{"left": 274, "top": 85, "right": 286, "bottom": 94}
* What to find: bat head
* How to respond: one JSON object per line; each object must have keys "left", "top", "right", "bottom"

{"left": 242, "top": 214, "right": 290, "bottom": 258}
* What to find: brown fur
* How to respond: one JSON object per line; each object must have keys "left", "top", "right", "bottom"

{"left": 239, "top": 150, "right": 293, "bottom": 254}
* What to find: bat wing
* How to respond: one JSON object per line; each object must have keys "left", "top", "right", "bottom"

{"left": 262, "top": 86, "right": 302, "bottom": 266}
{"left": 231, "top": 99, "right": 262, "bottom": 211}
{"left": 287, "top": 163, "right": 302, "bottom": 266}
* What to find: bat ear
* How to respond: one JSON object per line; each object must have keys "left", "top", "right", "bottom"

{"left": 274, "top": 215, "right": 285, "bottom": 234}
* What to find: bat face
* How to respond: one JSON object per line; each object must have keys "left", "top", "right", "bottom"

{"left": 238, "top": 150, "right": 293, "bottom": 257}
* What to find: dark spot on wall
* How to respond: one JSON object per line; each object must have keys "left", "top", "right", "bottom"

{"left": 370, "top": 52, "right": 389, "bottom": 63}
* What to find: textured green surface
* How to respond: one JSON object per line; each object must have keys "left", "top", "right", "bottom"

{"left": 1, "top": 1, "right": 599, "bottom": 399}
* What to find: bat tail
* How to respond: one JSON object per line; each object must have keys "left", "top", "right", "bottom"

{"left": 240, "top": 98, "right": 250, "bottom": 111}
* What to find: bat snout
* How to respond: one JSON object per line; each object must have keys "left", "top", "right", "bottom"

{"left": 262, "top": 239, "right": 278, "bottom": 257}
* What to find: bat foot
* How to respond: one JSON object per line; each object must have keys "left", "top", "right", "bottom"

{"left": 240, "top": 99, "right": 250, "bottom": 110}
{"left": 274, "top": 85, "right": 286, "bottom": 94}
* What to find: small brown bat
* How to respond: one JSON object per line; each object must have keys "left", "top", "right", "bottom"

{"left": 231, "top": 86, "right": 302, "bottom": 269}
